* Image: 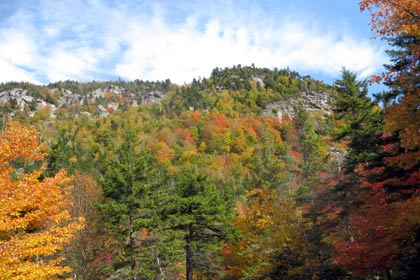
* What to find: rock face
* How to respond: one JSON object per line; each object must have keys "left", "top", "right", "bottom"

{"left": 0, "top": 88, "right": 33, "bottom": 110}
{"left": 0, "top": 83, "right": 331, "bottom": 122}
{"left": 57, "top": 89, "right": 83, "bottom": 107}
{"left": 263, "top": 91, "right": 332, "bottom": 119}
{"left": 0, "top": 84, "right": 166, "bottom": 119}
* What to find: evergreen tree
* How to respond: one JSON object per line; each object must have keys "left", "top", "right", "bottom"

{"left": 45, "top": 127, "right": 78, "bottom": 176}
{"left": 159, "top": 166, "right": 234, "bottom": 280}
{"left": 98, "top": 127, "right": 160, "bottom": 279}
{"left": 333, "top": 68, "right": 369, "bottom": 120}
{"left": 336, "top": 34, "right": 420, "bottom": 278}
{"left": 332, "top": 68, "right": 383, "bottom": 173}
{"left": 252, "top": 120, "right": 289, "bottom": 192}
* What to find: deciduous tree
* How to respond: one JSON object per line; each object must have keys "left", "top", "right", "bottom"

{"left": 331, "top": 2, "right": 420, "bottom": 277}
{"left": 65, "top": 171, "right": 106, "bottom": 280}
{"left": 0, "top": 122, "right": 83, "bottom": 279}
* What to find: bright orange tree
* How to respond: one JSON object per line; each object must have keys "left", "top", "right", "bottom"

{"left": 360, "top": 0, "right": 420, "bottom": 37}
{"left": 0, "top": 122, "right": 83, "bottom": 279}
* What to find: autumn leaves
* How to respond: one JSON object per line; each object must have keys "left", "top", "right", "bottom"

{"left": 0, "top": 123, "right": 83, "bottom": 279}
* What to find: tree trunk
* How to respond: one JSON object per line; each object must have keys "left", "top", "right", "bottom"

{"left": 129, "top": 215, "right": 136, "bottom": 280}
{"left": 186, "top": 223, "right": 193, "bottom": 280}
{"left": 385, "top": 269, "right": 392, "bottom": 280}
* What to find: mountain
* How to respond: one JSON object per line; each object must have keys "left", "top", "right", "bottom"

{"left": 0, "top": 66, "right": 333, "bottom": 122}
{"left": 0, "top": 66, "right": 359, "bottom": 279}
{"left": 0, "top": 79, "right": 171, "bottom": 120}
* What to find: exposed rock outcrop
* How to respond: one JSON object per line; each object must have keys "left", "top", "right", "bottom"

{"left": 0, "top": 83, "right": 167, "bottom": 120}
{"left": 263, "top": 91, "right": 332, "bottom": 119}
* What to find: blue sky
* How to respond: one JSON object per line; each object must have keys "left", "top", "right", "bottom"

{"left": 0, "top": 0, "right": 389, "bottom": 92}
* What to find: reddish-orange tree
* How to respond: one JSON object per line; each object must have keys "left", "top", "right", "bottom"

{"left": 360, "top": 0, "right": 419, "bottom": 159}
{"left": 360, "top": 0, "right": 420, "bottom": 37}
{"left": 332, "top": 1, "right": 420, "bottom": 276}
{"left": 0, "top": 122, "right": 83, "bottom": 279}
{"left": 360, "top": 0, "right": 420, "bottom": 245}
{"left": 334, "top": 162, "right": 420, "bottom": 275}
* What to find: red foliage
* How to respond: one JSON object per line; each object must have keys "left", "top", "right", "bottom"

{"left": 290, "top": 150, "right": 303, "bottom": 161}
{"left": 174, "top": 127, "right": 196, "bottom": 145}
{"left": 103, "top": 253, "right": 112, "bottom": 264}
{"left": 334, "top": 137, "right": 420, "bottom": 275}
{"left": 214, "top": 114, "right": 228, "bottom": 130}
{"left": 224, "top": 155, "right": 231, "bottom": 168}
{"left": 333, "top": 202, "right": 404, "bottom": 275}
{"left": 282, "top": 115, "right": 291, "bottom": 122}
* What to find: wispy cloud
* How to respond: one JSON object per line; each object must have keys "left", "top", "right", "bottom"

{"left": 0, "top": 0, "right": 387, "bottom": 85}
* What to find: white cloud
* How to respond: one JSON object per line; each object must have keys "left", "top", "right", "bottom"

{"left": 0, "top": 0, "right": 387, "bottom": 85}
{"left": 113, "top": 14, "right": 386, "bottom": 84}
{"left": 45, "top": 49, "right": 97, "bottom": 81}
{"left": 0, "top": 30, "right": 36, "bottom": 66}
{"left": 0, "top": 58, "right": 40, "bottom": 84}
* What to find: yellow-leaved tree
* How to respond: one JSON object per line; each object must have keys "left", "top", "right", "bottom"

{"left": 0, "top": 122, "right": 84, "bottom": 279}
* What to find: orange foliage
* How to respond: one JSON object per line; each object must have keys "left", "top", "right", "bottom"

{"left": 68, "top": 171, "right": 106, "bottom": 278}
{"left": 174, "top": 127, "right": 196, "bottom": 146}
{"left": 156, "top": 127, "right": 173, "bottom": 144}
{"left": 0, "top": 122, "right": 84, "bottom": 279}
{"left": 153, "top": 141, "right": 175, "bottom": 164}
{"left": 246, "top": 124, "right": 257, "bottom": 137}
{"left": 360, "top": 1, "right": 420, "bottom": 172}
{"left": 360, "top": 0, "right": 420, "bottom": 37}
{"left": 266, "top": 121, "right": 284, "bottom": 145}
{"left": 214, "top": 114, "right": 227, "bottom": 130}
{"left": 290, "top": 150, "right": 304, "bottom": 161}
{"left": 384, "top": 92, "right": 420, "bottom": 170}
{"left": 191, "top": 111, "right": 201, "bottom": 121}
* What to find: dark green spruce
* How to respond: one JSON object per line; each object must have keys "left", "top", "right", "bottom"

{"left": 159, "top": 166, "right": 234, "bottom": 280}
{"left": 97, "top": 127, "right": 161, "bottom": 279}
{"left": 332, "top": 68, "right": 383, "bottom": 173}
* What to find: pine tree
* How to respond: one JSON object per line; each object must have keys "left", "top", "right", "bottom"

{"left": 252, "top": 120, "right": 289, "bottom": 191}
{"left": 332, "top": 68, "right": 383, "bottom": 173}
{"left": 335, "top": 34, "right": 420, "bottom": 278}
{"left": 159, "top": 166, "right": 234, "bottom": 280}
{"left": 97, "top": 127, "right": 160, "bottom": 279}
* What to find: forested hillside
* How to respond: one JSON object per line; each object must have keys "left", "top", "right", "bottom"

{"left": 0, "top": 1, "right": 419, "bottom": 279}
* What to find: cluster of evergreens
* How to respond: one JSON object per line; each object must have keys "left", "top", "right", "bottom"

{"left": 0, "top": 1, "right": 419, "bottom": 279}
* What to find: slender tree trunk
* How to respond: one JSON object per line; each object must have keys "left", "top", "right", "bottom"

{"left": 129, "top": 215, "right": 136, "bottom": 280}
{"left": 186, "top": 223, "right": 193, "bottom": 280}
{"left": 156, "top": 256, "right": 165, "bottom": 277}
{"left": 385, "top": 269, "right": 392, "bottom": 280}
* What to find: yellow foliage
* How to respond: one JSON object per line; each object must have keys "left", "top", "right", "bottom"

{"left": 0, "top": 122, "right": 84, "bottom": 280}
{"left": 153, "top": 141, "right": 175, "bottom": 164}
{"left": 231, "top": 188, "right": 306, "bottom": 278}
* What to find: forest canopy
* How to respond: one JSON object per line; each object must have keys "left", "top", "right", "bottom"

{"left": 0, "top": 1, "right": 419, "bottom": 279}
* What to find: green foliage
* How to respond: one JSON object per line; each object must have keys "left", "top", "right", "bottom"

{"left": 159, "top": 166, "right": 235, "bottom": 279}
{"left": 332, "top": 68, "right": 383, "bottom": 172}
{"left": 333, "top": 68, "right": 369, "bottom": 120}
{"left": 97, "top": 126, "right": 163, "bottom": 278}
{"left": 4, "top": 65, "right": 385, "bottom": 279}
{"left": 250, "top": 120, "right": 289, "bottom": 191}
